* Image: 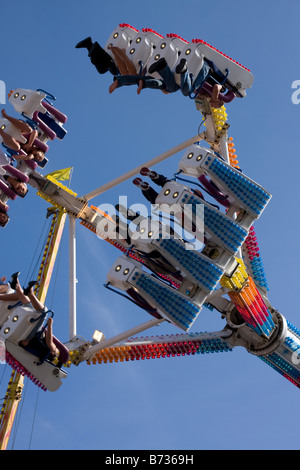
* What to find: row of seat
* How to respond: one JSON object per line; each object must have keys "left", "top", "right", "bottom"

{"left": 0, "top": 88, "right": 67, "bottom": 227}
{"left": 104, "top": 142, "right": 271, "bottom": 334}
{"left": 103, "top": 23, "right": 254, "bottom": 98}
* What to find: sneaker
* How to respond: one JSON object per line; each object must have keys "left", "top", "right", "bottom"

{"left": 140, "top": 167, "right": 157, "bottom": 179}
{"left": 149, "top": 58, "right": 167, "bottom": 74}
{"left": 75, "top": 37, "right": 93, "bottom": 50}
{"left": 132, "top": 178, "right": 149, "bottom": 190}
{"left": 133, "top": 177, "right": 142, "bottom": 187}
{"left": 175, "top": 58, "right": 187, "bottom": 74}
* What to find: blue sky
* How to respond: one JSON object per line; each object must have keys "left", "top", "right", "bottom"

{"left": 1, "top": 0, "right": 300, "bottom": 450}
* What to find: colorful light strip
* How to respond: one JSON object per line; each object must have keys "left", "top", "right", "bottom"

{"left": 227, "top": 137, "right": 240, "bottom": 169}
{"left": 166, "top": 33, "right": 188, "bottom": 43}
{"left": 118, "top": 23, "right": 139, "bottom": 32}
{"left": 257, "top": 322, "right": 300, "bottom": 388}
{"left": 5, "top": 352, "right": 47, "bottom": 391}
{"left": 132, "top": 272, "right": 200, "bottom": 330}
{"left": 261, "top": 352, "right": 300, "bottom": 383}
{"left": 220, "top": 258, "right": 248, "bottom": 291}
{"left": 192, "top": 38, "right": 251, "bottom": 72}
{"left": 218, "top": 138, "right": 269, "bottom": 291}
{"left": 200, "top": 106, "right": 228, "bottom": 132}
{"left": 258, "top": 356, "right": 300, "bottom": 389}
{"left": 287, "top": 321, "right": 300, "bottom": 340}
{"left": 142, "top": 28, "right": 164, "bottom": 38}
{"left": 204, "top": 156, "right": 271, "bottom": 217}
{"left": 181, "top": 193, "right": 248, "bottom": 253}
{"left": 87, "top": 335, "right": 232, "bottom": 365}
{"left": 228, "top": 276, "right": 275, "bottom": 337}
{"left": 157, "top": 237, "right": 223, "bottom": 292}
{"left": 243, "top": 226, "right": 269, "bottom": 291}
{"left": 212, "top": 106, "right": 228, "bottom": 131}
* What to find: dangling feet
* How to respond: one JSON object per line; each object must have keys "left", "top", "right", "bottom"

{"left": 109, "top": 79, "right": 119, "bottom": 94}
{"left": 10, "top": 272, "right": 20, "bottom": 290}
{"left": 149, "top": 58, "right": 167, "bottom": 74}
{"left": 75, "top": 37, "right": 93, "bottom": 51}
{"left": 140, "top": 168, "right": 169, "bottom": 187}
{"left": 140, "top": 167, "right": 157, "bottom": 179}
{"left": 133, "top": 178, "right": 158, "bottom": 204}
{"left": 209, "top": 84, "right": 224, "bottom": 109}
{"left": 133, "top": 178, "right": 149, "bottom": 191}
{"left": 137, "top": 79, "right": 145, "bottom": 95}
{"left": 23, "top": 281, "right": 38, "bottom": 296}
{"left": 175, "top": 58, "right": 187, "bottom": 74}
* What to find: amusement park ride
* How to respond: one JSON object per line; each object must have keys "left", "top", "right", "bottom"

{"left": 1, "top": 23, "right": 300, "bottom": 450}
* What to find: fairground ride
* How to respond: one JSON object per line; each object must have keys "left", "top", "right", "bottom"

{"left": 1, "top": 24, "right": 300, "bottom": 450}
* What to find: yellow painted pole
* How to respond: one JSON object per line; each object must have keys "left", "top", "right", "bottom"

{"left": 0, "top": 208, "right": 67, "bottom": 450}
{"left": 0, "top": 371, "right": 24, "bottom": 450}
{"left": 35, "top": 208, "right": 67, "bottom": 304}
